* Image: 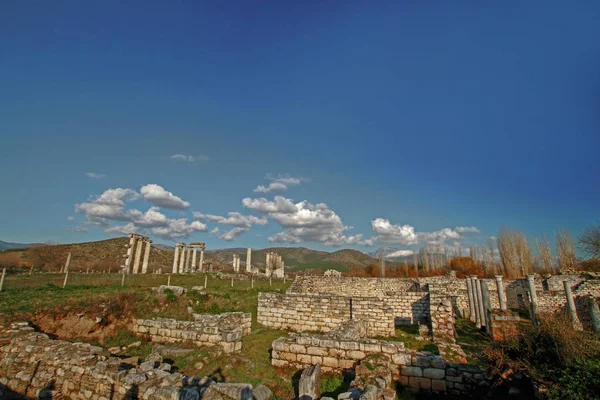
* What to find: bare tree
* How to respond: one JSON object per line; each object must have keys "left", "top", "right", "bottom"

{"left": 497, "top": 228, "right": 532, "bottom": 277}
{"left": 535, "top": 235, "right": 554, "bottom": 273}
{"left": 514, "top": 232, "right": 533, "bottom": 275}
{"left": 578, "top": 222, "right": 600, "bottom": 259}
{"left": 557, "top": 229, "right": 577, "bottom": 272}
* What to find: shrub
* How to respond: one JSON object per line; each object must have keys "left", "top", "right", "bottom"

{"left": 163, "top": 289, "right": 177, "bottom": 303}
{"left": 547, "top": 358, "right": 600, "bottom": 400}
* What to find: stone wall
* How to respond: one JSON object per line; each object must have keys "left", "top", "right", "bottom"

{"left": 0, "top": 325, "right": 267, "bottom": 400}
{"left": 287, "top": 276, "right": 416, "bottom": 296}
{"left": 132, "top": 312, "right": 251, "bottom": 353}
{"left": 257, "top": 291, "right": 429, "bottom": 337}
{"left": 271, "top": 333, "right": 488, "bottom": 396}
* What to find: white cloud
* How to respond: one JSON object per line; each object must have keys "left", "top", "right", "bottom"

{"left": 205, "top": 212, "right": 268, "bottom": 228}
{"left": 149, "top": 219, "right": 207, "bottom": 240}
{"left": 169, "top": 154, "right": 210, "bottom": 163}
{"left": 211, "top": 227, "right": 220, "bottom": 234}
{"left": 219, "top": 227, "right": 249, "bottom": 241}
{"left": 128, "top": 207, "right": 168, "bottom": 227}
{"left": 244, "top": 196, "right": 371, "bottom": 246}
{"left": 242, "top": 196, "right": 297, "bottom": 214}
{"left": 140, "top": 184, "right": 190, "bottom": 209}
{"left": 86, "top": 172, "right": 106, "bottom": 179}
{"left": 253, "top": 174, "right": 305, "bottom": 193}
{"left": 455, "top": 226, "right": 481, "bottom": 234}
{"left": 75, "top": 186, "right": 206, "bottom": 240}
{"left": 75, "top": 188, "right": 140, "bottom": 221}
{"left": 67, "top": 216, "right": 75, "bottom": 221}
{"left": 254, "top": 182, "right": 288, "bottom": 193}
{"left": 421, "top": 228, "right": 462, "bottom": 245}
{"left": 371, "top": 218, "right": 419, "bottom": 245}
{"left": 386, "top": 249, "right": 415, "bottom": 258}
{"left": 193, "top": 212, "right": 205, "bottom": 219}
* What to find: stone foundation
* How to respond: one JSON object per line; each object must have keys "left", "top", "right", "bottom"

{"left": 0, "top": 324, "right": 268, "bottom": 400}
{"left": 271, "top": 333, "right": 488, "bottom": 396}
{"left": 132, "top": 312, "right": 251, "bottom": 353}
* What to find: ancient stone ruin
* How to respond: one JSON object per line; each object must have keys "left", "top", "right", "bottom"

{"left": 123, "top": 233, "right": 153, "bottom": 274}
{"left": 171, "top": 241, "right": 205, "bottom": 274}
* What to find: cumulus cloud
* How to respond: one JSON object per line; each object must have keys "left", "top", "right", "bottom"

{"left": 140, "top": 184, "right": 190, "bottom": 209}
{"left": 86, "top": 172, "right": 106, "bottom": 179}
{"left": 211, "top": 227, "right": 220, "bottom": 234}
{"left": 243, "top": 196, "right": 371, "bottom": 246}
{"left": 75, "top": 186, "right": 205, "bottom": 240}
{"left": 371, "top": 218, "right": 419, "bottom": 245}
{"left": 193, "top": 212, "right": 205, "bottom": 219}
{"left": 75, "top": 188, "right": 140, "bottom": 221}
{"left": 169, "top": 154, "right": 210, "bottom": 162}
{"left": 205, "top": 212, "right": 268, "bottom": 228}
{"left": 149, "top": 219, "right": 207, "bottom": 239}
{"left": 219, "top": 227, "right": 249, "bottom": 241}
{"left": 242, "top": 196, "right": 297, "bottom": 214}
{"left": 67, "top": 216, "right": 75, "bottom": 221}
{"left": 253, "top": 174, "right": 305, "bottom": 193}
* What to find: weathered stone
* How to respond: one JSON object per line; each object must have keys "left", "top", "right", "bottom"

{"left": 299, "top": 364, "right": 321, "bottom": 400}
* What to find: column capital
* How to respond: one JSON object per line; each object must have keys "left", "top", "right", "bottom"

{"left": 495, "top": 275, "right": 504, "bottom": 280}
{"left": 526, "top": 274, "right": 535, "bottom": 281}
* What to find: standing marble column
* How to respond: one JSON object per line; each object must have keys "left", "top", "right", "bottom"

{"left": 178, "top": 245, "right": 186, "bottom": 273}
{"left": 246, "top": 248, "right": 252, "bottom": 272}
{"left": 141, "top": 239, "right": 152, "bottom": 274}
{"left": 172, "top": 244, "right": 180, "bottom": 274}
{"left": 185, "top": 246, "right": 192, "bottom": 273}
{"left": 480, "top": 280, "right": 491, "bottom": 331}
{"left": 563, "top": 280, "right": 581, "bottom": 329}
{"left": 471, "top": 276, "right": 482, "bottom": 328}
{"left": 266, "top": 253, "right": 271, "bottom": 274}
{"left": 124, "top": 234, "right": 136, "bottom": 273}
{"left": 466, "top": 277, "right": 476, "bottom": 322}
{"left": 495, "top": 275, "right": 507, "bottom": 310}
{"left": 199, "top": 250, "right": 204, "bottom": 272}
{"left": 527, "top": 275, "right": 538, "bottom": 316}
{"left": 589, "top": 297, "right": 600, "bottom": 334}
{"left": 475, "top": 277, "right": 486, "bottom": 327}
{"left": 132, "top": 237, "right": 143, "bottom": 274}
{"left": 191, "top": 248, "right": 197, "bottom": 273}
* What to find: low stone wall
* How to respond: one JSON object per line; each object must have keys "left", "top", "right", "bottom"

{"left": 0, "top": 325, "right": 269, "bottom": 400}
{"left": 132, "top": 312, "right": 251, "bottom": 353}
{"left": 271, "top": 333, "right": 488, "bottom": 396}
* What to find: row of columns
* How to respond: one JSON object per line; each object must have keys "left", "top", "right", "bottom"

{"left": 232, "top": 254, "right": 241, "bottom": 272}
{"left": 466, "top": 274, "right": 583, "bottom": 330}
{"left": 172, "top": 242, "right": 205, "bottom": 274}
{"left": 124, "top": 233, "right": 152, "bottom": 274}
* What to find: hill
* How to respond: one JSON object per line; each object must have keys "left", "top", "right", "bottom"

{"left": 0, "top": 238, "right": 173, "bottom": 272}
{"left": 0, "top": 237, "right": 398, "bottom": 273}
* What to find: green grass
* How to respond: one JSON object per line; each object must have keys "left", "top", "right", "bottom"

{"left": 454, "top": 318, "right": 489, "bottom": 363}
{"left": 377, "top": 325, "right": 439, "bottom": 355}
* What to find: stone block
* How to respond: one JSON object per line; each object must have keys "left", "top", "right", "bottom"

{"left": 400, "top": 366, "right": 422, "bottom": 377}
{"left": 423, "top": 368, "right": 445, "bottom": 379}
{"left": 346, "top": 350, "right": 366, "bottom": 360}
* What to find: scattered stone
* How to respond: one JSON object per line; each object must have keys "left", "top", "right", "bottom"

{"left": 252, "top": 384, "right": 272, "bottom": 400}
{"left": 139, "top": 360, "right": 157, "bottom": 372}
{"left": 194, "top": 361, "right": 204, "bottom": 370}
{"left": 120, "top": 356, "right": 139, "bottom": 366}
{"left": 152, "top": 343, "right": 194, "bottom": 358}
{"left": 152, "top": 285, "right": 187, "bottom": 296}
{"left": 144, "top": 352, "right": 164, "bottom": 363}
{"left": 127, "top": 341, "right": 142, "bottom": 348}
{"left": 123, "top": 372, "right": 147, "bottom": 385}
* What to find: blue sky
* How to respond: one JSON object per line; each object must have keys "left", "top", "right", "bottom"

{"left": 1, "top": 1, "right": 599, "bottom": 255}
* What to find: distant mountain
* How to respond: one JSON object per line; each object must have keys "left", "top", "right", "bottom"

{"left": 0, "top": 240, "right": 45, "bottom": 251}
{"left": 0, "top": 237, "right": 402, "bottom": 273}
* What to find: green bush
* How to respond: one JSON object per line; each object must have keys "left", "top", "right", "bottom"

{"left": 163, "top": 289, "right": 177, "bottom": 303}
{"left": 547, "top": 358, "right": 600, "bottom": 400}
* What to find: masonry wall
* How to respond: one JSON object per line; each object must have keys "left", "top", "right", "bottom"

{"left": 287, "top": 276, "right": 416, "bottom": 296}
{"left": 257, "top": 291, "right": 430, "bottom": 337}
{"left": 0, "top": 327, "right": 219, "bottom": 400}
{"left": 132, "top": 312, "right": 251, "bottom": 353}
{"left": 271, "top": 333, "right": 488, "bottom": 396}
